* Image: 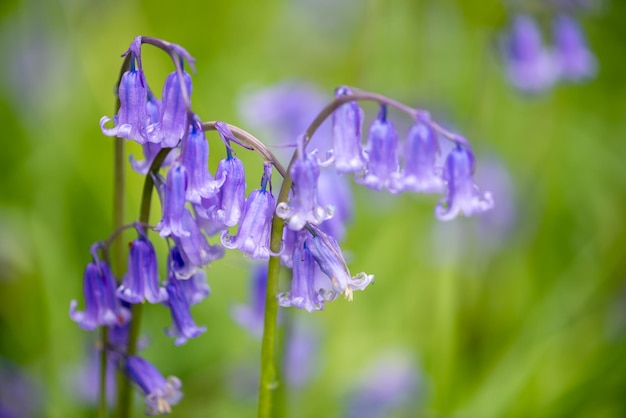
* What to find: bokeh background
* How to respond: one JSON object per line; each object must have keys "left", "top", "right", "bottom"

{"left": 1, "top": 0, "right": 626, "bottom": 417}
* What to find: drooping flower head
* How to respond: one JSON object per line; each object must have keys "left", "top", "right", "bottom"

{"left": 163, "top": 262, "right": 207, "bottom": 345}
{"left": 117, "top": 224, "right": 167, "bottom": 304}
{"left": 70, "top": 244, "right": 131, "bottom": 331}
{"left": 276, "top": 138, "right": 334, "bottom": 231}
{"left": 170, "top": 209, "right": 225, "bottom": 269}
{"left": 306, "top": 227, "right": 374, "bottom": 302}
{"left": 182, "top": 118, "right": 225, "bottom": 204}
{"left": 553, "top": 14, "right": 597, "bottom": 81}
{"left": 146, "top": 70, "right": 192, "bottom": 147}
{"left": 435, "top": 143, "right": 494, "bottom": 221}
{"left": 221, "top": 163, "right": 276, "bottom": 258}
{"left": 400, "top": 112, "right": 444, "bottom": 193}
{"left": 358, "top": 104, "right": 401, "bottom": 193}
{"left": 278, "top": 231, "right": 325, "bottom": 312}
{"left": 125, "top": 355, "right": 182, "bottom": 416}
{"left": 155, "top": 162, "right": 189, "bottom": 238}
{"left": 331, "top": 86, "right": 366, "bottom": 173}
{"left": 99, "top": 41, "right": 150, "bottom": 143}
{"left": 503, "top": 14, "right": 558, "bottom": 93}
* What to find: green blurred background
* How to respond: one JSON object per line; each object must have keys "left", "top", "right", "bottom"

{"left": 1, "top": 0, "right": 626, "bottom": 417}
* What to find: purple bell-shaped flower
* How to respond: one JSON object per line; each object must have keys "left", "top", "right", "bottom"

{"left": 171, "top": 209, "right": 225, "bottom": 268}
{"left": 155, "top": 162, "right": 189, "bottom": 238}
{"left": 117, "top": 226, "right": 167, "bottom": 304}
{"left": 435, "top": 144, "right": 494, "bottom": 221}
{"left": 221, "top": 163, "right": 276, "bottom": 259}
{"left": 278, "top": 232, "right": 326, "bottom": 312}
{"left": 400, "top": 113, "right": 444, "bottom": 193}
{"left": 182, "top": 121, "right": 225, "bottom": 204}
{"left": 70, "top": 244, "right": 131, "bottom": 331}
{"left": 331, "top": 86, "right": 366, "bottom": 173}
{"left": 211, "top": 149, "right": 246, "bottom": 227}
{"left": 146, "top": 71, "right": 192, "bottom": 147}
{"left": 553, "top": 15, "right": 597, "bottom": 82}
{"left": 163, "top": 265, "right": 207, "bottom": 346}
{"left": 276, "top": 143, "right": 334, "bottom": 231}
{"left": 125, "top": 355, "right": 182, "bottom": 416}
{"left": 358, "top": 105, "right": 402, "bottom": 193}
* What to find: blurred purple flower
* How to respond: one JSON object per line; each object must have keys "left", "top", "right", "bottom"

{"left": 164, "top": 267, "right": 207, "bottom": 345}
{"left": 125, "top": 355, "right": 182, "bottom": 416}
{"left": 332, "top": 86, "right": 366, "bottom": 173}
{"left": 400, "top": 113, "right": 444, "bottom": 193}
{"left": 232, "top": 264, "right": 268, "bottom": 337}
{"left": 553, "top": 15, "right": 597, "bottom": 81}
{"left": 0, "top": 360, "right": 43, "bottom": 418}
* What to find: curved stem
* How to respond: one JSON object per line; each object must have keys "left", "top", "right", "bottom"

{"left": 202, "top": 121, "right": 288, "bottom": 178}
{"left": 117, "top": 148, "right": 172, "bottom": 418}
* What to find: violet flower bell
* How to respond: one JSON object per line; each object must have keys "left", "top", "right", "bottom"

{"left": 168, "top": 245, "right": 197, "bottom": 280}
{"left": 182, "top": 121, "right": 225, "bottom": 204}
{"left": 553, "top": 15, "right": 597, "bottom": 82}
{"left": 146, "top": 70, "right": 193, "bottom": 147}
{"left": 221, "top": 163, "right": 276, "bottom": 259}
{"left": 278, "top": 232, "right": 326, "bottom": 312}
{"left": 99, "top": 56, "right": 150, "bottom": 143}
{"left": 155, "top": 162, "right": 188, "bottom": 238}
{"left": 503, "top": 14, "right": 558, "bottom": 93}
{"left": 276, "top": 143, "right": 334, "bottom": 231}
{"left": 358, "top": 105, "right": 402, "bottom": 193}
{"left": 171, "top": 209, "right": 225, "bottom": 269}
{"left": 400, "top": 113, "right": 444, "bottom": 193}
{"left": 331, "top": 86, "right": 366, "bottom": 173}
{"left": 164, "top": 267, "right": 207, "bottom": 345}
{"left": 306, "top": 228, "right": 374, "bottom": 302}
{"left": 178, "top": 269, "right": 211, "bottom": 306}
{"left": 70, "top": 244, "right": 131, "bottom": 331}
{"left": 435, "top": 144, "right": 494, "bottom": 221}
{"left": 211, "top": 149, "right": 247, "bottom": 227}
{"left": 117, "top": 226, "right": 167, "bottom": 304}
{"left": 125, "top": 355, "right": 182, "bottom": 416}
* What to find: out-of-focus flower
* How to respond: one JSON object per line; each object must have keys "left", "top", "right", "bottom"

{"left": 331, "top": 86, "right": 366, "bottom": 173}
{"left": 232, "top": 264, "right": 268, "bottom": 337}
{"left": 164, "top": 264, "right": 207, "bottom": 345}
{"left": 399, "top": 113, "right": 444, "bottom": 193}
{"left": 125, "top": 355, "right": 182, "bottom": 416}
{"left": 503, "top": 14, "right": 558, "bottom": 93}
{"left": 358, "top": 105, "right": 402, "bottom": 193}
{"left": 553, "top": 14, "right": 597, "bottom": 81}
{"left": 0, "top": 359, "right": 43, "bottom": 418}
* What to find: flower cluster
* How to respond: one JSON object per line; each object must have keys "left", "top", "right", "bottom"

{"left": 72, "top": 36, "right": 494, "bottom": 415}
{"left": 502, "top": 11, "right": 597, "bottom": 93}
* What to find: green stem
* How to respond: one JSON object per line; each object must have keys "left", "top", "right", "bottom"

{"left": 117, "top": 148, "right": 171, "bottom": 418}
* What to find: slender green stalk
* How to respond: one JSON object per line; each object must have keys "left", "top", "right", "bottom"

{"left": 117, "top": 148, "right": 171, "bottom": 418}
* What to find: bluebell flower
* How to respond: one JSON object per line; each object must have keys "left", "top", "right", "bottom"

{"left": 164, "top": 267, "right": 207, "bottom": 345}
{"left": 193, "top": 195, "right": 227, "bottom": 237}
{"left": 182, "top": 120, "right": 225, "bottom": 203}
{"left": 125, "top": 355, "right": 182, "bottom": 416}
{"left": 331, "top": 86, "right": 366, "bottom": 173}
{"left": 232, "top": 264, "right": 268, "bottom": 337}
{"left": 276, "top": 146, "right": 334, "bottom": 231}
{"left": 70, "top": 245, "right": 131, "bottom": 330}
{"left": 306, "top": 228, "right": 374, "bottom": 302}
{"left": 435, "top": 144, "right": 494, "bottom": 221}
{"left": 178, "top": 269, "right": 211, "bottom": 306}
{"left": 553, "top": 15, "right": 597, "bottom": 82}
{"left": 278, "top": 232, "right": 325, "bottom": 312}
{"left": 358, "top": 105, "right": 401, "bottom": 193}
{"left": 155, "top": 162, "right": 189, "bottom": 238}
{"left": 221, "top": 163, "right": 275, "bottom": 259}
{"left": 211, "top": 150, "right": 247, "bottom": 227}
{"left": 503, "top": 14, "right": 558, "bottom": 93}
{"left": 171, "top": 209, "right": 225, "bottom": 268}
{"left": 99, "top": 59, "right": 150, "bottom": 143}
{"left": 400, "top": 113, "right": 444, "bottom": 193}
{"left": 168, "top": 245, "right": 197, "bottom": 280}
{"left": 280, "top": 228, "right": 299, "bottom": 268}
{"left": 117, "top": 226, "right": 167, "bottom": 304}
{"left": 146, "top": 71, "right": 192, "bottom": 147}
